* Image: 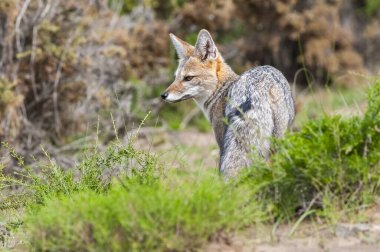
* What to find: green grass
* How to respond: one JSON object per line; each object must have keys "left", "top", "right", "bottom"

{"left": 240, "top": 82, "right": 380, "bottom": 221}
{"left": 254, "top": 80, "right": 380, "bottom": 220}
{"left": 1, "top": 81, "right": 380, "bottom": 251}
{"left": 26, "top": 171, "right": 262, "bottom": 251}
{"left": 294, "top": 85, "right": 368, "bottom": 127}
{"left": 158, "top": 100, "right": 210, "bottom": 132}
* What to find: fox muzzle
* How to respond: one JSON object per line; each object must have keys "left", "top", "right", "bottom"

{"left": 161, "top": 92, "right": 169, "bottom": 100}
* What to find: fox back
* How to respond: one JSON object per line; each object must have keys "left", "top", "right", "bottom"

{"left": 161, "top": 29, "right": 295, "bottom": 177}
{"left": 220, "top": 66, "right": 294, "bottom": 176}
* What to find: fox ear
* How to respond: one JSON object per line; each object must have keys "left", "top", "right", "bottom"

{"left": 170, "top": 33, "right": 194, "bottom": 59}
{"left": 194, "top": 29, "right": 217, "bottom": 61}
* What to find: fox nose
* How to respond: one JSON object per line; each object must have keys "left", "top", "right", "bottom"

{"left": 161, "top": 92, "right": 168, "bottom": 100}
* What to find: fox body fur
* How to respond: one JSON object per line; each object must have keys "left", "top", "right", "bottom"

{"left": 161, "top": 29, "right": 295, "bottom": 177}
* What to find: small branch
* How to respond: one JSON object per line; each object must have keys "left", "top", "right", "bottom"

{"left": 53, "top": 31, "right": 76, "bottom": 135}
{"left": 15, "top": 0, "right": 32, "bottom": 53}
{"left": 30, "top": 25, "right": 39, "bottom": 100}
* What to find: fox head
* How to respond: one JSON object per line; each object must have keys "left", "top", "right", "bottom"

{"left": 161, "top": 29, "right": 233, "bottom": 105}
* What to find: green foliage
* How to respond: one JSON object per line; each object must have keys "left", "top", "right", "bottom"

{"left": 216, "top": 20, "right": 246, "bottom": 45}
{"left": 365, "top": 0, "right": 380, "bottom": 16}
{"left": 184, "top": 32, "right": 198, "bottom": 45}
{"left": 12, "top": 140, "right": 158, "bottom": 208}
{"left": 108, "top": 0, "right": 138, "bottom": 13}
{"left": 37, "top": 20, "right": 84, "bottom": 64}
{"left": 1, "top": 143, "right": 28, "bottom": 209}
{"left": 240, "top": 80, "right": 380, "bottom": 220}
{"left": 0, "top": 140, "right": 157, "bottom": 213}
{"left": 0, "top": 77, "right": 23, "bottom": 116}
{"left": 110, "top": 0, "right": 184, "bottom": 16}
{"left": 26, "top": 171, "right": 261, "bottom": 251}
{"left": 294, "top": 85, "right": 368, "bottom": 127}
{"left": 190, "top": 114, "right": 210, "bottom": 132}
{"left": 158, "top": 100, "right": 210, "bottom": 132}
{"left": 159, "top": 104, "right": 185, "bottom": 130}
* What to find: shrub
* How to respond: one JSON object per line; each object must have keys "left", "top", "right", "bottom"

{"left": 0, "top": 0, "right": 170, "bottom": 172}
{"left": 240, "top": 80, "right": 380, "bottom": 219}
{"left": 0, "top": 133, "right": 161, "bottom": 207}
{"left": 26, "top": 170, "right": 263, "bottom": 251}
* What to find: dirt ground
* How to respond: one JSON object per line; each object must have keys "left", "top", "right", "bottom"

{"left": 205, "top": 216, "right": 380, "bottom": 252}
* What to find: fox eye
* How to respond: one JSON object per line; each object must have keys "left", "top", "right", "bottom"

{"left": 184, "top": 76, "right": 194, "bottom": 81}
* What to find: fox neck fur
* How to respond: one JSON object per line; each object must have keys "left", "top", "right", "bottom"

{"left": 195, "top": 60, "right": 239, "bottom": 149}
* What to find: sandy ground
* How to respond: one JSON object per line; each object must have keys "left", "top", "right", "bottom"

{"left": 205, "top": 219, "right": 380, "bottom": 252}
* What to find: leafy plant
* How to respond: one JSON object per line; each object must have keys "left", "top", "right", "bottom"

{"left": 26, "top": 170, "right": 262, "bottom": 251}
{"left": 240, "top": 80, "right": 380, "bottom": 220}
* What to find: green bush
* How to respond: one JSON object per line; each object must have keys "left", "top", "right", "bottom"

{"left": 240, "top": 80, "right": 380, "bottom": 219}
{"left": 26, "top": 171, "right": 262, "bottom": 251}
{"left": 20, "top": 81, "right": 380, "bottom": 251}
{"left": 0, "top": 138, "right": 159, "bottom": 210}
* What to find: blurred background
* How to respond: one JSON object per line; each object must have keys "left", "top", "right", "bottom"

{"left": 0, "top": 0, "right": 379, "bottom": 172}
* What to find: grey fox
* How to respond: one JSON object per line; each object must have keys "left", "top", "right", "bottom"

{"left": 161, "top": 29, "right": 295, "bottom": 176}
